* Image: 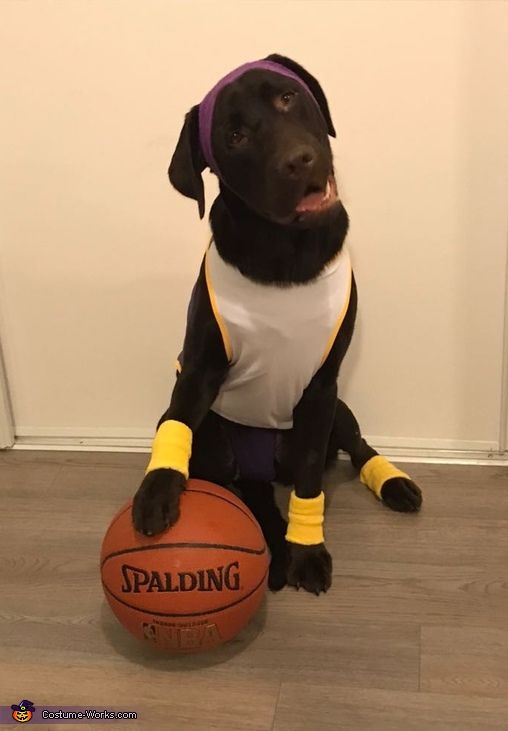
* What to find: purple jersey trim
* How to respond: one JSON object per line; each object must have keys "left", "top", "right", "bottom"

{"left": 198, "top": 59, "right": 319, "bottom": 176}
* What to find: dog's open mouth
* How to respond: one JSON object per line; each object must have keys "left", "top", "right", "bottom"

{"left": 295, "top": 177, "right": 338, "bottom": 215}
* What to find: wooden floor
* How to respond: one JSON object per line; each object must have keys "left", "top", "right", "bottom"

{"left": 1, "top": 450, "right": 508, "bottom": 730}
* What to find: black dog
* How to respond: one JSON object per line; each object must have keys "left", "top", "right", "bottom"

{"left": 132, "top": 54, "right": 422, "bottom": 595}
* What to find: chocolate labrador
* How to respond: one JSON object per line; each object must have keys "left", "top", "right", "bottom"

{"left": 132, "top": 54, "right": 422, "bottom": 595}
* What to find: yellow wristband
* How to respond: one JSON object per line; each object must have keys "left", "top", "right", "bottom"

{"left": 360, "top": 455, "right": 410, "bottom": 498}
{"left": 285, "top": 490, "right": 325, "bottom": 546}
{"left": 145, "top": 420, "right": 193, "bottom": 479}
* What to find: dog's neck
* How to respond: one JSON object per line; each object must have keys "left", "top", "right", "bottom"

{"left": 209, "top": 187, "right": 349, "bottom": 286}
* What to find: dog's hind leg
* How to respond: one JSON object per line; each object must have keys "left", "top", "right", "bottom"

{"left": 327, "top": 398, "right": 422, "bottom": 512}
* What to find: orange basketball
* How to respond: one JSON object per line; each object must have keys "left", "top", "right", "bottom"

{"left": 100, "top": 479, "right": 269, "bottom": 653}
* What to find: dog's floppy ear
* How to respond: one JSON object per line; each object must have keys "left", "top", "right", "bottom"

{"left": 265, "top": 53, "right": 336, "bottom": 138}
{"left": 168, "top": 105, "right": 206, "bottom": 218}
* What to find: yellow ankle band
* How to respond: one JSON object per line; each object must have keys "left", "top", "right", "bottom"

{"left": 360, "top": 455, "right": 410, "bottom": 498}
{"left": 145, "top": 420, "right": 193, "bottom": 479}
{"left": 286, "top": 490, "right": 325, "bottom": 546}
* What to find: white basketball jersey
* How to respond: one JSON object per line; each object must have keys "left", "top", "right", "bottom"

{"left": 205, "top": 241, "right": 352, "bottom": 430}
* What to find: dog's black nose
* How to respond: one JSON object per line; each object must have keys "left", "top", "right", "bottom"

{"left": 279, "top": 146, "right": 316, "bottom": 179}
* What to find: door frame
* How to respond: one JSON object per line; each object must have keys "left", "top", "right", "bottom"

{"left": 0, "top": 343, "right": 14, "bottom": 448}
{"left": 501, "top": 226, "right": 508, "bottom": 453}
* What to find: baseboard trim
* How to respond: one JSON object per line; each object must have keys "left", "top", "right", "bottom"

{"left": 8, "top": 434, "right": 508, "bottom": 466}
{"left": 13, "top": 435, "right": 152, "bottom": 452}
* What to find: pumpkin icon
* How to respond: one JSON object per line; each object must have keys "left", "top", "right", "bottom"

{"left": 11, "top": 700, "right": 35, "bottom": 723}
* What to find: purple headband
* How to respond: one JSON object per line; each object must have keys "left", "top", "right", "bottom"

{"left": 198, "top": 59, "right": 319, "bottom": 176}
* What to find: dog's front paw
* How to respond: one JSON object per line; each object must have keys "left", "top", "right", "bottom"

{"left": 132, "top": 468, "right": 186, "bottom": 536}
{"left": 380, "top": 477, "right": 422, "bottom": 513}
{"left": 287, "top": 543, "right": 332, "bottom": 595}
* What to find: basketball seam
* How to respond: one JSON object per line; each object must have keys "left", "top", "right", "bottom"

{"left": 185, "top": 487, "right": 260, "bottom": 528}
{"left": 104, "top": 503, "right": 133, "bottom": 533}
{"left": 101, "top": 503, "right": 133, "bottom": 550}
{"left": 104, "top": 487, "right": 259, "bottom": 538}
{"left": 102, "top": 486, "right": 263, "bottom": 565}
{"left": 101, "top": 541, "right": 267, "bottom": 568}
{"left": 102, "top": 567, "right": 268, "bottom": 618}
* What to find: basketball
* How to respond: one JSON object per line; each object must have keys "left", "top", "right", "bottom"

{"left": 100, "top": 479, "right": 269, "bottom": 653}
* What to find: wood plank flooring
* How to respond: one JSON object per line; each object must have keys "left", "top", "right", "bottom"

{"left": 1, "top": 450, "right": 507, "bottom": 730}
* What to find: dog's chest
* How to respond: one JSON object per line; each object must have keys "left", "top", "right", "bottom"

{"left": 205, "top": 241, "right": 352, "bottom": 430}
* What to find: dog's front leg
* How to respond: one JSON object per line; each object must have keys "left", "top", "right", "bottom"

{"left": 286, "top": 377, "right": 337, "bottom": 595}
{"left": 132, "top": 364, "right": 226, "bottom": 536}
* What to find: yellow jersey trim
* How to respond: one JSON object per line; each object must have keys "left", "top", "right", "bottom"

{"left": 205, "top": 245, "right": 233, "bottom": 363}
{"left": 320, "top": 259, "right": 353, "bottom": 367}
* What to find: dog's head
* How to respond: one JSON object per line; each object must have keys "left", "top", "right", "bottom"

{"left": 168, "top": 54, "right": 340, "bottom": 227}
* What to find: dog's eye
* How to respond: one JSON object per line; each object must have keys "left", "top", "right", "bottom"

{"left": 229, "top": 130, "right": 247, "bottom": 146}
{"left": 280, "top": 91, "right": 296, "bottom": 107}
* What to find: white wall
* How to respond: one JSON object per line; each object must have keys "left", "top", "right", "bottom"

{"left": 0, "top": 0, "right": 507, "bottom": 454}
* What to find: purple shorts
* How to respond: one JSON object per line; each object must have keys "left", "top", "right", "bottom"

{"left": 221, "top": 418, "right": 279, "bottom": 483}
{"left": 177, "top": 350, "right": 281, "bottom": 483}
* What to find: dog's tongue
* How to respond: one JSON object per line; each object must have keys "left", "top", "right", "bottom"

{"left": 295, "top": 181, "right": 331, "bottom": 213}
